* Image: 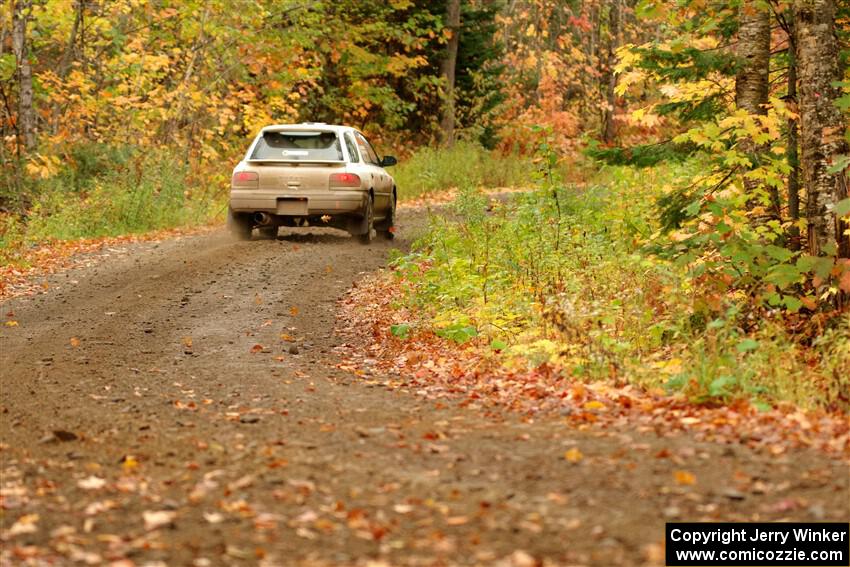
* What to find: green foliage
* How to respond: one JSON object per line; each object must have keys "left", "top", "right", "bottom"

{"left": 290, "top": 0, "right": 444, "bottom": 134}
{"left": 393, "top": 142, "right": 531, "bottom": 200}
{"left": 391, "top": 152, "right": 849, "bottom": 410}
{"left": 586, "top": 140, "right": 696, "bottom": 168}
{"left": 0, "top": 147, "right": 223, "bottom": 264}
{"left": 390, "top": 323, "right": 411, "bottom": 339}
{"left": 455, "top": 1, "right": 506, "bottom": 148}
{"left": 436, "top": 323, "right": 478, "bottom": 344}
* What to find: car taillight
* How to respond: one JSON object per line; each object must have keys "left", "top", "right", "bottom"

{"left": 233, "top": 171, "right": 258, "bottom": 183}
{"left": 329, "top": 172, "right": 360, "bottom": 187}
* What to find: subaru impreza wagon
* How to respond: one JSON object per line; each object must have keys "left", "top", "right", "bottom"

{"left": 228, "top": 123, "right": 398, "bottom": 243}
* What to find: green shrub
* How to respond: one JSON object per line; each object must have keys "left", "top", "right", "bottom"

{"left": 393, "top": 141, "right": 531, "bottom": 200}
{"left": 392, "top": 156, "right": 849, "bottom": 411}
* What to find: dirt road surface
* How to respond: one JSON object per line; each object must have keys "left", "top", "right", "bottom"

{"left": 1, "top": 209, "right": 848, "bottom": 566}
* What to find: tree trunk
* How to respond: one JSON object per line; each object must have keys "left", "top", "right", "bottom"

{"left": 601, "top": 0, "right": 620, "bottom": 144}
{"left": 795, "top": 0, "right": 850, "bottom": 258}
{"left": 735, "top": 0, "right": 774, "bottom": 217}
{"left": 439, "top": 0, "right": 461, "bottom": 147}
{"left": 735, "top": 1, "right": 770, "bottom": 115}
{"left": 12, "top": 0, "right": 36, "bottom": 153}
{"left": 58, "top": 0, "right": 83, "bottom": 78}
{"left": 786, "top": 23, "right": 801, "bottom": 250}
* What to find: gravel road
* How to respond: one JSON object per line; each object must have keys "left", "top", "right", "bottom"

{"left": 1, "top": 211, "right": 847, "bottom": 566}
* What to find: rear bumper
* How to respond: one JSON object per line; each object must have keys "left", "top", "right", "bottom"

{"left": 230, "top": 189, "right": 367, "bottom": 216}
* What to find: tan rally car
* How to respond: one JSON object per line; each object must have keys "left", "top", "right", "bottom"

{"left": 227, "top": 123, "right": 398, "bottom": 243}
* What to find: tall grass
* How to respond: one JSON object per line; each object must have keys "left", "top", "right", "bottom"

{"left": 393, "top": 141, "right": 532, "bottom": 200}
{"left": 0, "top": 145, "right": 225, "bottom": 266}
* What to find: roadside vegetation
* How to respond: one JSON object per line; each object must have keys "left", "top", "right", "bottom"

{"left": 393, "top": 142, "right": 531, "bottom": 200}
{"left": 389, "top": 154, "right": 850, "bottom": 410}
{"left": 0, "top": 147, "right": 221, "bottom": 265}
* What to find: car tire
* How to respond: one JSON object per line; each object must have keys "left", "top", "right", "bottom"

{"left": 258, "top": 226, "right": 277, "bottom": 239}
{"left": 377, "top": 192, "right": 396, "bottom": 240}
{"left": 227, "top": 208, "right": 253, "bottom": 241}
{"left": 357, "top": 195, "right": 374, "bottom": 245}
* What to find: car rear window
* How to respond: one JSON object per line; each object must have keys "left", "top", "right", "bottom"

{"left": 251, "top": 131, "right": 343, "bottom": 161}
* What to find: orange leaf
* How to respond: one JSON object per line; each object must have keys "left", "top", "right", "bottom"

{"left": 564, "top": 448, "right": 583, "bottom": 463}
{"left": 673, "top": 470, "right": 696, "bottom": 485}
{"left": 250, "top": 344, "right": 264, "bottom": 354}
{"left": 121, "top": 455, "right": 139, "bottom": 471}
{"left": 70, "top": 337, "right": 81, "bottom": 348}
{"left": 839, "top": 270, "right": 850, "bottom": 294}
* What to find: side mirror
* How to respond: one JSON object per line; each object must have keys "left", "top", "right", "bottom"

{"left": 380, "top": 155, "right": 397, "bottom": 167}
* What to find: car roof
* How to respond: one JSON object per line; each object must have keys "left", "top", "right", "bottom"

{"left": 260, "top": 123, "right": 359, "bottom": 135}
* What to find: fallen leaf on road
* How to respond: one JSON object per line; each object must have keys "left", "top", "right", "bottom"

{"left": 228, "top": 474, "right": 255, "bottom": 491}
{"left": 564, "top": 448, "right": 583, "bottom": 463}
{"left": 70, "top": 337, "right": 80, "bottom": 347}
{"left": 143, "top": 510, "right": 176, "bottom": 531}
{"left": 77, "top": 476, "right": 106, "bottom": 490}
{"left": 250, "top": 344, "right": 264, "bottom": 354}
{"left": 5, "top": 514, "right": 39, "bottom": 536}
{"left": 84, "top": 500, "right": 117, "bottom": 516}
{"left": 120, "top": 455, "right": 139, "bottom": 471}
{"left": 4, "top": 320, "right": 18, "bottom": 327}
{"left": 673, "top": 470, "right": 696, "bottom": 485}
{"left": 509, "top": 550, "right": 540, "bottom": 567}
{"left": 295, "top": 509, "right": 319, "bottom": 523}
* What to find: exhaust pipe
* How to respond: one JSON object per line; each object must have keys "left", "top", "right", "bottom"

{"left": 253, "top": 212, "right": 272, "bottom": 226}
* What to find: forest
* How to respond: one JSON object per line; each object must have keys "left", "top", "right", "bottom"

{"left": 1, "top": 0, "right": 849, "bottom": 406}
{"left": 0, "top": 0, "right": 850, "bottom": 408}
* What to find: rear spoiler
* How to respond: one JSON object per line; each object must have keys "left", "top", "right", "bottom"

{"left": 246, "top": 159, "right": 344, "bottom": 165}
